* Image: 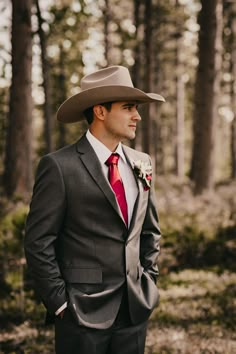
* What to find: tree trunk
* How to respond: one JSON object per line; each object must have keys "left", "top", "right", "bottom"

{"left": 231, "top": 1, "right": 236, "bottom": 178}
{"left": 103, "top": 0, "right": 110, "bottom": 65}
{"left": 4, "top": 0, "right": 33, "bottom": 198}
{"left": 130, "top": 0, "right": 141, "bottom": 149}
{"left": 57, "top": 44, "right": 67, "bottom": 148}
{"left": 190, "top": 0, "right": 223, "bottom": 194}
{"left": 0, "top": 257, "right": 11, "bottom": 297}
{"left": 132, "top": 0, "right": 141, "bottom": 88}
{"left": 176, "top": 75, "right": 185, "bottom": 177}
{"left": 175, "top": 0, "right": 185, "bottom": 177}
{"left": 142, "top": 0, "right": 152, "bottom": 154}
{"left": 35, "top": 0, "right": 54, "bottom": 153}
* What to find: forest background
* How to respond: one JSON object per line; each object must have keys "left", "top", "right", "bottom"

{"left": 0, "top": 0, "right": 235, "bottom": 353}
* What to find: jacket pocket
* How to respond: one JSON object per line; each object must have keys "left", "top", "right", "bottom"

{"left": 62, "top": 268, "right": 102, "bottom": 284}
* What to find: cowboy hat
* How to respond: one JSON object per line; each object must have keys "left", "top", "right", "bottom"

{"left": 57, "top": 65, "right": 165, "bottom": 123}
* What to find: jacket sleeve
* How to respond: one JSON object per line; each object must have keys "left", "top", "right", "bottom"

{"left": 140, "top": 158, "right": 161, "bottom": 283}
{"left": 24, "top": 155, "right": 67, "bottom": 315}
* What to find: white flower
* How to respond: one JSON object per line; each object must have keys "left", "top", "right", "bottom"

{"left": 132, "top": 160, "right": 152, "bottom": 190}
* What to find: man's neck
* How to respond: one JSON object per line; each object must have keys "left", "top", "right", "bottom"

{"left": 89, "top": 128, "right": 119, "bottom": 152}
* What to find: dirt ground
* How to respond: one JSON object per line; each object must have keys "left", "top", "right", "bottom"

{"left": 145, "top": 270, "right": 236, "bottom": 354}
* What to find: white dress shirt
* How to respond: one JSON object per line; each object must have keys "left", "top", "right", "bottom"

{"left": 86, "top": 129, "right": 138, "bottom": 225}
{"left": 55, "top": 130, "right": 138, "bottom": 315}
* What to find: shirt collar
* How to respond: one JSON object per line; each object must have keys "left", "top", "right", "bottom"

{"left": 86, "top": 130, "right": 127, "bottom": 165}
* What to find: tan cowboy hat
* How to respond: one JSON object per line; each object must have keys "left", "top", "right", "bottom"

{"left": 57, "top": 65, "right": 165, "bottom": 123}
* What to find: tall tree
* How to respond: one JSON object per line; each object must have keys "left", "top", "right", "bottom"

{"left": 0, "top": 68, "right": 8, "bottom": 168}
{"left": 103, "top": 0, "right": 111, "bottom": 65}
{"left": 35, "top": 0, "right": 54, "bottom": 153}
{"left": 57, "top": 43, "right": 67, "bottom": 148}
{"left": 231, "top": 1, "right": 236, "bottom": 178}
{"left": 190, "top": 0, "right": 223, "bottom": 194}
{"left": 132, "top": 0, "right": 142, "bottom": 89}
{"left": 175, "top": 0, "right": 185, "bottom": 178}
{"left": 4, "top": 0, "right": 33, "bottom": 198}
{"left": 142, "top": 0, "right": 152, "bottom": 154}
{"left": 130, "top": 0, "right": 142, "bottom": 149}
{"left": 175, "top": 74, "right": 185, "bottom": 177}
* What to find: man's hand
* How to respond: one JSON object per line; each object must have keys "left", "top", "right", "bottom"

{"left": 59, "top": 309, "right": 65, "bottom": 319}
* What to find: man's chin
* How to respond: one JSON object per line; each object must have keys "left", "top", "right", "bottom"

{"left": 127, "top": 132, "right": 136, "bottom": 140}
{"left": 122, "top": 134, "right": 136, "bottom": 144}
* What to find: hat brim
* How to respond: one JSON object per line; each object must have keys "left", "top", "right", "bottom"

{"left": 56, "top": 86, "right": 165, "bottom": 123}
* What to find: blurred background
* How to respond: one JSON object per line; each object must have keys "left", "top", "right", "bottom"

{"left": 0, "top": 0, "right": 235, "bottom": 353}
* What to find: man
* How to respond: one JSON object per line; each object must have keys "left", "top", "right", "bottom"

{"left": 24, "top": 65, "right": 165, "bottom": 354}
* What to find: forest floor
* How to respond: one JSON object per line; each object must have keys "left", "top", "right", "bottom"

{"left": 0, "top": 268, "right": 235, "bottom": 354}
{"left": 145, "top": 269, "right": 236, "bottom": 354}
{"left": 0, "top": 176, "right": 236, "bottom": 353}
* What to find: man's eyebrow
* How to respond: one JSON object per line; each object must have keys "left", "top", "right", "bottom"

{"left": 121, "top": 103, "right": 138, "bottom": 107}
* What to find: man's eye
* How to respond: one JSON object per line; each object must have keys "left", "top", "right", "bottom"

{"left": 124, "top": 105, "right": 138, "bottom": 111}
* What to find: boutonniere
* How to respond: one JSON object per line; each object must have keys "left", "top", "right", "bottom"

{"left": 132, "top": 160, "right": 152, "bottom": 191}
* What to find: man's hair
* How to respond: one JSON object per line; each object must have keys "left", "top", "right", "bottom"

{"left": 84, "top": 102, "right": 113, "bottom": 125}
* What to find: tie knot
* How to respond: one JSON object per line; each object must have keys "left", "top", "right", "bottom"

{"left": 106, "top": 153, "right": 119, "bottom": 166}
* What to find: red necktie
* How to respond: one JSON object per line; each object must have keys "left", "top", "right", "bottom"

{"left": 106, "top": 153, "right": 128, "bottom": 226}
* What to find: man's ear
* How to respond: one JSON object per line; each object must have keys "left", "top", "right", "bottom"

{"left": 93, "top": 105, "right": 106, "bottom": 121}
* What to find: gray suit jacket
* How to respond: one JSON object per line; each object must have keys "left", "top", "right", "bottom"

{"left": 24, "top": 134, "right": 161, "bottom": 329}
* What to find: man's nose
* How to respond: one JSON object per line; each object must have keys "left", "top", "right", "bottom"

{"left": 133, "top": 109, "right": 141, "bottom": 121}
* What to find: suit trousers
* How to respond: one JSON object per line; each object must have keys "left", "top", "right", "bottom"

{"left": 55, "top": 291, "right": 148, "bottom": 354}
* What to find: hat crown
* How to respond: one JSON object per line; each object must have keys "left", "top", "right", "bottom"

{"left": 81, "top": 66, "right": 134, "bottom": 91}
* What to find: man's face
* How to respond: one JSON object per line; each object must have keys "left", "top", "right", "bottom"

{"left": 102, "top": 101, "right": 141, "bottom": 142}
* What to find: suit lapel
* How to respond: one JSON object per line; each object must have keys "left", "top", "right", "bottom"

{"left": 76, "top": 135, "right": 125, "bottom": 224}
{"left": 122, "top": 145, "right": 144, "bottom": 235}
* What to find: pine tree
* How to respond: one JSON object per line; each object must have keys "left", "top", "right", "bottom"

{"left": 4, "top": 0, "right": 33, "bottom": 198}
